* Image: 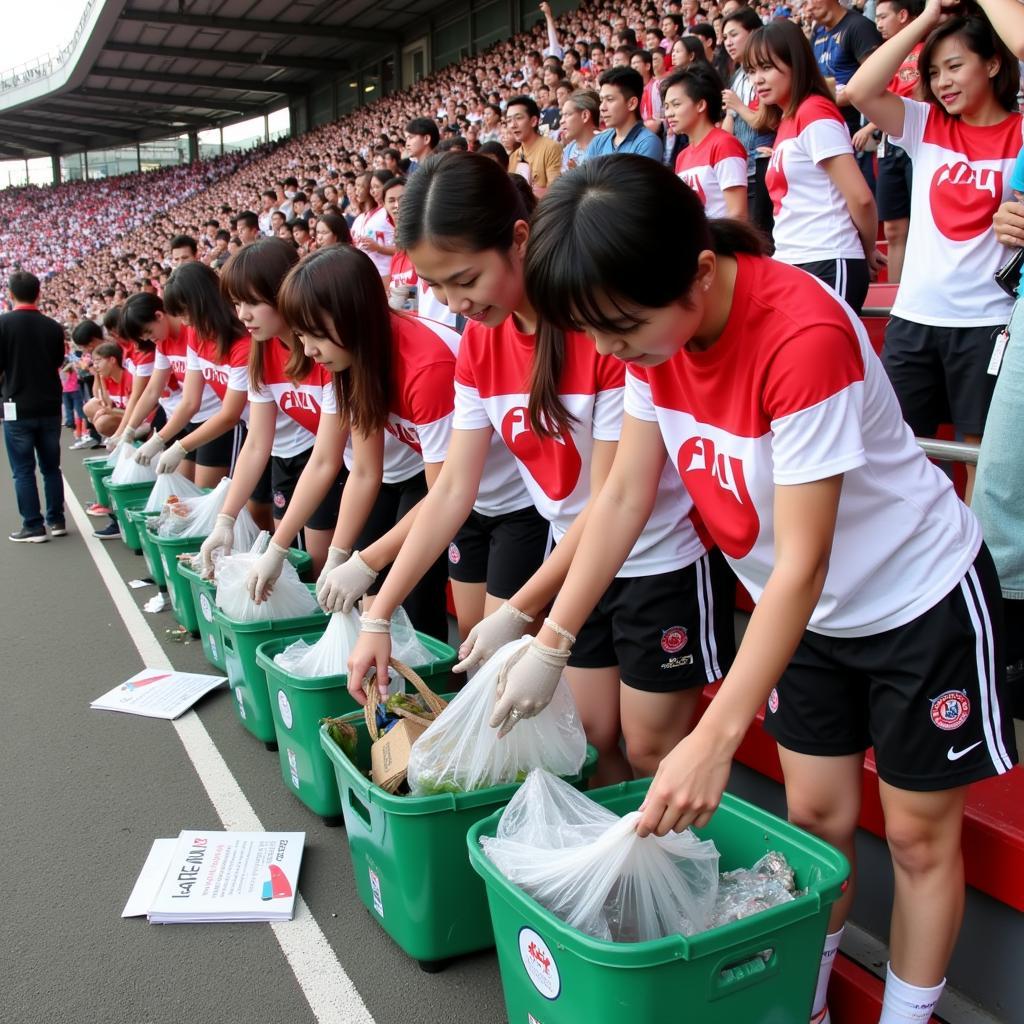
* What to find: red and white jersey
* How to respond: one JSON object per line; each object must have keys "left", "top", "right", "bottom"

{"left": 248, "top": 338, "right": 334, "bottom": 458}
{"left": 104, "top": 370, "right": 132, "bottom": 410}
{"left": 890, "top": 97, "right": 1024, "bottom": 327}
{"left": 765, "top": 95, "right": 863, "bottom": 264}
{"left": 390, "top": 250, "right": 459, "bottom": 329}
{"left": 155, "top": 325, "right": 218, "bottom": 421}
{"left": 454, "top": 316, "right": 705, "bottom": 577}
{"left": 674, "top": 128, "right": 748, "bottom": 218}
{"left": 185, "top": 330, "right": 251, "bottom": 422}
{"left": 625, "top": 255, "right": 980, "bottom": 636}
{"left": 355, "top": 206, "right": 394, "bottom": 277}
{"left": 386, "top": 313, "right": 531, "bottom": 517}
{"left": 122, "top": 342, "right": 154, "bottom": 380}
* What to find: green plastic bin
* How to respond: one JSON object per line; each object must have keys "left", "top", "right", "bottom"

{"left": 179, "top": 562, "right": 226, "bottom": 670}
{"left": 83, "top": 456, "right": 115, "bottom": 508}
{"left": 212, "top": 582, "right": 325, "bottom": 749}
{"left": 257, "top": 632, "right": 456, "bottom": 823}
{"left": 467, "top": 780, "right": 850, "bottom": 1024}
{"left": 130, "top": 510, "right": 165, "bottom": 588}
{"left": 320, "top": 716, "right": 598, "bottom": 970}
{"left": 147, "top": 527, "right": 206, "bottom": 635}
{"left": 106, "top": 479, "right": 156, "bottom": 553}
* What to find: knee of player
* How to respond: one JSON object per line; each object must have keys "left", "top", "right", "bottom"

{"left": 884, "top": 814, "right": 961, "bottom": 874}
{"left": 786, "top": 795, "right": 859, "bottom": 844}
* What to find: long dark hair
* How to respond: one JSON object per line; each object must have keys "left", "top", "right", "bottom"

{"left": 276, "top": 245, "right": 393, "bottom": 433}
{"left": 743, "top": 19, "right": 834, "bottom": 131}
{"left": 920, "top": 16, "right": 1019, "bottom": 115}
{"left": 399, "top": 152, "right": 573, "bottom": 438}
{"left": 219, "top": 238, "right": 300, "bottom": 391}
{"left": 163, "top": 261, "right": 245, "bottom": 361}
{"left": 119, "top": 292, "right": 161, "bottom": 350}
{"left": 526, "top": 154, "right": 766, "bottom": 336}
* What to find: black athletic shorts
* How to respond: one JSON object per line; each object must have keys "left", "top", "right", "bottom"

{"left": 181, "top": 419, "right": 238, "bottom": 469}
{"left": 793, "top": 258, "right": 870, "bottom": 316}
{"left": 569, "top": 549, "right": 736, "bottom": 692}
{"left": 354, "top": 470, "right": 448, "bottom": 642}
{"left": 764, "top": 545, "right": 1018, "bottom": 791}
{"left": 876, "top": 143, "right": 913, "bottom": 222}
{"left": 883, "top": 315, "right": 1001, "bottom": 436}
{"left": 447, "top": 505, "right": 550, "bottom": 599}
{"left": 270, "top": 449, "right": 344, "bottom": 531}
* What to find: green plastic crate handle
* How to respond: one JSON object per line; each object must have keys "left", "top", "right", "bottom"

{"left": 710, "top": 946, "right": 778, "bottom": 1000}
{"left": 348, "top": 786, "right": 373, "bottom": 829}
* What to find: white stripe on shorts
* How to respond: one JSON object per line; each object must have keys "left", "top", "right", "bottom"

{"left": 959, "top": 567, "right": 1013, "bottom": 772}
{"left": 695, "top": 553, "right": 722, "bottom": 683}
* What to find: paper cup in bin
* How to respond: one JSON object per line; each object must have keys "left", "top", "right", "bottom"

{"left": 257, "top": 634, "right": 456, "bottom": 823}
{"left": 319, "top": 713, "right": 598, "bottom": 971}
{"left": 466, "top": 780, "right": 850, "bottom": 1024}
{"left": 212, "top": 584, "right": 326, "bottom": 749}
{"left": 131, "top": 510, "right": 166, "bottom": 587}
{"left": 83, "top": 456, "right": 114, "bottom": 508}
{"left": 106, "top": 479, "right": 155, "bottom": 553}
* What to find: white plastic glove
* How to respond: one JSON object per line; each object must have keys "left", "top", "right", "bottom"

{"left": 316, "top": 550, "right": 377, "bottom": 613}
{"left": 134, "top": 433, "right": 166, "bottom": 466}
{"left": 104, "top": 432, "right": 121, "bottom": 451}
{"left": 156, "top": 440, "right": 188, "bottom": 475}
{"left": 316, "top": 545, "right": 351, "bottom": 591}
{"left": 489, "top": 638, "right": 570, "bottom": 738}
{"left": 246, "top": 541, "right": 289, "bottom": 603}
{"left": 453, "top": 602, "right": 534, "bottom": 673}
{"left": 199, "top": 513, "right": 235, "bottom": 578}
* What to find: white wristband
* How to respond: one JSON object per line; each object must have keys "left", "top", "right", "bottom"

{"left": 360, "top": 615, "right": 391, "bottom": 634}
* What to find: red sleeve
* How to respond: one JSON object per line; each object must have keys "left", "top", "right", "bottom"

{"left": 710, "top": 132, "right": 749, "bottom": 162}
{"left": 795, "top": 95, "right": 846, "bottom": 132}
{"left": 407, "top": 360, "right": 456, "bottom": 425}
{"left": 594, "top": 349, "right": 626, "bottom": 392}
{"left": 228, "top": 335, "right": 251, "bottom": 368}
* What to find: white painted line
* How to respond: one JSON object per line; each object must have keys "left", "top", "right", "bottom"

{"left": 66, "top": 476, "right": 376, "bottom": 1024}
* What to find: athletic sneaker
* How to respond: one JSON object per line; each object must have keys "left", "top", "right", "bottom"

{"left": 49, "top": 524, "right": 67, "bottom": 537}
{"left": 86, "top": 504, "right": 112, "bottom": 516}
{"left": 9, "top": 527, "right": 48, "bottom": 543}
{"left": 69, "top": 436, "right": 92, "bottom": 450}
{"left": 93, "top": 523, "right": 121, "bottom": 540}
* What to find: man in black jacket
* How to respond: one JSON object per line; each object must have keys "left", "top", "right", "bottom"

{"left": 0, "top": 272, "right": 67, "bottom": 542}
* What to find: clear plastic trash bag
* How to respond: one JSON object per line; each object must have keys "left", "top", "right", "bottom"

{"left": 109, "top": 442, "right": 158, "bottom": 485}
{"left": 480, "top": 769, "right": 720, "bottom": 942}
{"left": 273, "top": 606, "right": 430, "bottom": 694}
{"left": 407, "top": 637, "right": 587, "bottom": 796}
{"left": 144, "top": 472, "right": 204, "bottom": 512}
{"left": 214, "top": 532, "right": 320, "bottom": 622}
{"left": 273, "top": 609, "right": 362, "bottom": 676}
{"left": 155, "top": 477, "right": 259, "bottom": 549}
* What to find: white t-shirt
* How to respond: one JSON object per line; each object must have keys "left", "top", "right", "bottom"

{"left": 625, "top": 254, "right": 980, "bottom": 636}
{"left": 765, "top": 95, "right": 864, "bottom": 264}
{"left": 155, "top": 327, "right": 217, "bottom": 421}
{"left": 674, "top": 127, "right": 748, "bottom": 218}
{"left": 247, "top": 338, "right": 332, "bottom": 458}
{"left": 454, "top": 316, "right": 706, "bottom": 577}
{"left": 184, "top": 330, "right": 251, "bottom": 423}
{"left": 354, "top": 206, "right": 394, "bottom": 278}
{"left": 890, "top": 97, "right": 1024, "bottom": 327}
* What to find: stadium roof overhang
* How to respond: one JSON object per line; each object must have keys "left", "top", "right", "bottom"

{"left": 0, "top": 0, "right": 441, "bottom": 159}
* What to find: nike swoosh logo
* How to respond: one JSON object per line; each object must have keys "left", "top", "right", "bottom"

{"left": 947, "top": 741, "right": 983, "bottom": 762}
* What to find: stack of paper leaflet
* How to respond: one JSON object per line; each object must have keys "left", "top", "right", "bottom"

{"left": 124, "top": 831, "right": 305, "bottom": 923}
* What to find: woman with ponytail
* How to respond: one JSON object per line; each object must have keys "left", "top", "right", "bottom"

{"left": 516, "top": 154, "right": 1014, "bottom": 1024}
{"left": 347, "top": 152, "right": 734, "bottom": 786}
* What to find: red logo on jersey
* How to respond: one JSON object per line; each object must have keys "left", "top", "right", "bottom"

{"left": 930, "top": 689, "right": 970, "bottom": 730}
{"left": 661, "top": 626, "right": 687, "bottom": 653}
{"left": 201, "top": 366, "right": 228, "bottom": 389}
{"left": 765, "top": 147, "right": 787, "bottom": 216}
{"left": 386, "top": 420, "right": 422, "bottom": 453}
{"left": 678, "top": 172, "right": 707, "bottom": 208}
{"left": 501, "top": 406, "right": 582, "bottom": 501}
{"left": 929, "top": 161, "right": 1002, "bottom": 241}
{"left": 279, "top": 390, "right": 321, "bottom": 416}
{"left": 677, "top": 436, "right": 759, "bottom": 558}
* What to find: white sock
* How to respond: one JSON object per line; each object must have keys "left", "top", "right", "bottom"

{"left": 878, "top": 963, "right": 945, "bottom": 1024}
{"left": 811, "top": 927, "right": 844, "bottom": 1019}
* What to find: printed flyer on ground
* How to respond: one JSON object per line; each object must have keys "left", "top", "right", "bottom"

{"left": 124, "top": 831, "right": 305, "bottom": 923}
{"left": 90, "top": 669, "right": 226, "bottom": 719}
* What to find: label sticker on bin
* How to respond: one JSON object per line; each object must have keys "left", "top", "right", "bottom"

{"left": 519, "top": 927, "right": 560, "bottom": 1000}
{"left": 235, "top": 688, "right": 247, "bottom": 719}
{"left": 369, "top": 868, "right": 384, "bottom": 917}
{"left": 200, "top": 592, "right": 214, "bottom": 623}
{"left": 209, "top": 636, "right": 218, "bottom": 661}
{"left": 278, "top": 690, "right": 293, "bottom": 729}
